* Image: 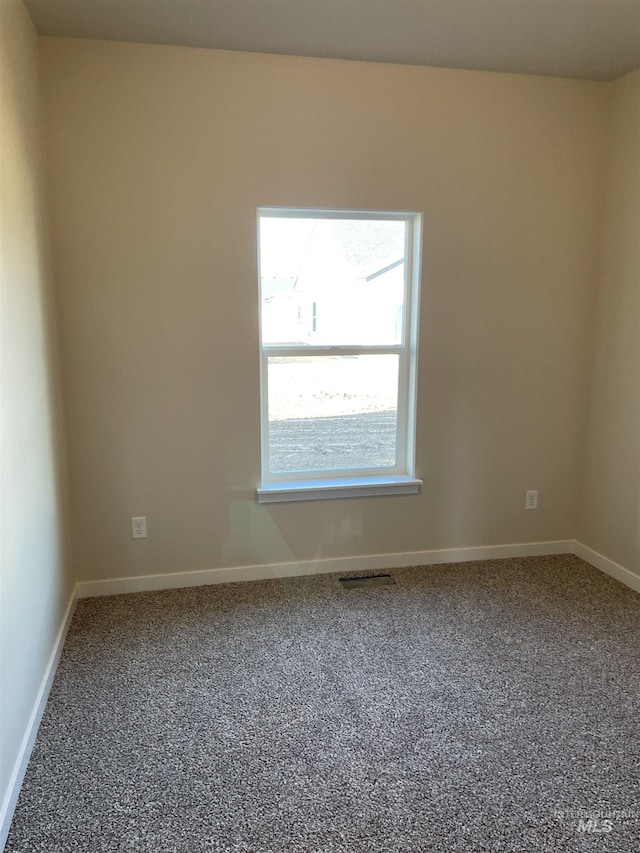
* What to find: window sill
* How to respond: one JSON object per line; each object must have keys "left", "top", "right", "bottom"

{"left": 256, "top": 475, "right": 422, "bottom": 504}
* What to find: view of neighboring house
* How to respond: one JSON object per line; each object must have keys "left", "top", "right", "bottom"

{"left": 260, "top": 217, "right": 406, "bottom": 347}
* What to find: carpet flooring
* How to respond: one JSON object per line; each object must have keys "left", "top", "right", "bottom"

{"left": 5, "top": 555, "right": 640, "bottom": 852}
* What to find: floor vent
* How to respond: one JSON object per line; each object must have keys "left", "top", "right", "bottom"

{"left": 339, "top": 574, "right": 394, "bottom": 589}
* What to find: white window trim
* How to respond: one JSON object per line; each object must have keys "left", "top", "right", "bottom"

{"left": 257, "top": 475, "right": 422, "bottom": 504}
{"left": 257, "top": 207, "right": 423, "bottom": 503}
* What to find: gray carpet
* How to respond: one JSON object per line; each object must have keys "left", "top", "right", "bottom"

{"left": 5, "top": 555, "right": 640, "bottom": 852}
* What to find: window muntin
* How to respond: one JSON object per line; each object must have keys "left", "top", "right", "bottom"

{"left": 258, "top": 208, "right": 421, "bottom": 495}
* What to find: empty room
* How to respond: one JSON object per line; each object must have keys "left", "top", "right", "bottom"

{"left": 1, "top": 0, "right": 639, "bottom": 850}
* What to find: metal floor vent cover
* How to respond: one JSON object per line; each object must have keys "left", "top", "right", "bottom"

{"left": 339, "top": 574, "right": 394, "bottom": 589}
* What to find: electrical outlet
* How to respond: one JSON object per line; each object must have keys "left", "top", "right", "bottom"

{"left": 131, "top": 516, "right": 147, "bottom": 539}
{"left": 525, "top": 490, "right": 538, "bottom": 511}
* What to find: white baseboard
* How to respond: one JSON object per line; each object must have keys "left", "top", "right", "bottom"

{"left": 573, "top": 541, "right": 640, "bottom": 594}
{"left": 0, "top": 584, "right": 78, "bottom": 851}
{"left": 76, "top": 539, "right": 574, "bottom": 598}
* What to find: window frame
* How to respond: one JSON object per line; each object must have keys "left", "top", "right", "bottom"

{"left": 256, "top": 207, "right": 423, "bottom": 503}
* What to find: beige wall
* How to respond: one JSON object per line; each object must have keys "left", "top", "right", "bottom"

{"left": 0, "top": 0, "right": 71, "bottom": 831}
{"left": 578, "top": 68, "right": 640, "bottom": 578}
{"left": 40, "top": 38, "right": 608, "bottom": 583}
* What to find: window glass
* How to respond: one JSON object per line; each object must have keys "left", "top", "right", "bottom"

{"left": 267, "top": 355, "right": 399, "bottom": 472}
{"left": 260, "top": 217, "right": 406, "bottom": 347}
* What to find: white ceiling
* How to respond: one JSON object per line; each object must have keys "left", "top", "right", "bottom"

{"left": 24, "top": 0, "right": 640, "bottom": 82}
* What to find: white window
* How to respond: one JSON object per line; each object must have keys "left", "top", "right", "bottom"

{"left": 256, "top": 208, "right": 422, "bottom": 503}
